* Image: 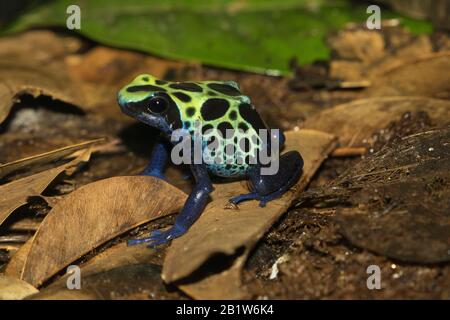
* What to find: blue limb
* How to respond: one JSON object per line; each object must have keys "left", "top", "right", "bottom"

{"left": 128, "top": 163, "right": 213, "bottom": 248}
{"left": 229, "top": 151, "right": 303, "bottom": 207}
{"left": 140, "top": 136, "right": 171, "bottom": 180}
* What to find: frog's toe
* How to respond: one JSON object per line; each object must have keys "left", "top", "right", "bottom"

{"left": 229, "top": 192, "right": 258, "bottom": 205}
{"left": 146, "top": 235, "right": 170, "bottom": 248}
{"left": 127, "top": 236, "right": 151, "bottom": 246}
{"left": 146, "top": 226, "right": 186, "bottom": 248}
{"left": 127, "top": 229, "right": 164, "bottom": 246}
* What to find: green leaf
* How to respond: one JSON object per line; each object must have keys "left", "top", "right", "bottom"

{"left": 1, "top": 0, "right": 433, "bottom": 75}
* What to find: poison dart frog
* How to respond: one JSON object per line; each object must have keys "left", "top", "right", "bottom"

{"left": 118, "top": 74, "right": 303, "bottom": 247}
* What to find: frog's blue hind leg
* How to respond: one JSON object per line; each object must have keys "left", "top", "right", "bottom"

{"left": 229, "top": 151, "right": 303, "bottom": 207}
{"left": 129, "top": 163, "right": 213, "bottom": 247}
{"left": 140, "top": 136, "right": 171, "bottom": 180}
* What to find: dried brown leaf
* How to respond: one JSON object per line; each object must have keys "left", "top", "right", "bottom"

{"left": 163, "top": 130, "right": 337, "bottom": 299}
{"left": 367, "top": 52, "right": 450, "bottom": 99}
{"left": 0, "top": 60, "right": 85, "bottom": 125}
{"left": 0, "top": 31, "right": 86, "bottom": 124}
{"left": 0, "top": 275, "right": 39, "bottom": 300}
{"left": 0, "top": 138, "right": 104, "bottom": 179}
{"left": 302, "top": 96, "right": 450, "bottom": 147}
{"left": 19, "top": 176, "right": 186, "bottom": 287}
{"left": 0, "top": 149, "right": 92, "bottom": 227}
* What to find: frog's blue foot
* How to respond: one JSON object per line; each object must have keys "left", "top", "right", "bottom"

{"left": 128, "top": 225, "right": 186, "bottom": 248}
{"left": 229, "top": 190, "right": 288, "bottom": 207}
{"left": 229, "top": 151, "right": 303, "bottom": 207}
{"left": 130, "top": 164, "right": 213, "bottom": 248}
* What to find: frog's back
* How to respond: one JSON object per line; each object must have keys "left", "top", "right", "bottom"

{"left": 172, "top": 80, "right": 269, "bottom": 177}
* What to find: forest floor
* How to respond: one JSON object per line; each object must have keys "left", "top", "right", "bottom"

{"left": 0, "top": 24, "right": 449, "bottom": 299}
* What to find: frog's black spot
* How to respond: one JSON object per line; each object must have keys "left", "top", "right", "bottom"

{"left": 184, "top": 121, "right": 191, "bottom": 129}
{"left": 142, "top": 76, "right": 149, "bottom": 82}
{"left": 229, "top": 110, "right": 237, "bottom": 121}
{"left": 207, "top": 91, "right": 217, "bottom": 96}
{"left": 238, "top": 122, "right": 249, "bottom": 132}
{"left": 234, "top": 137, "right": 238, "bottom": 144}
{"left": 155, "top": 80, "right": 168, "bottom": 85}
{"left": 217, "top": 121, "right": 233, "bottom": 139}
{"left": 206, "top": 136, "right": 218, "bottom": 150}
{"left": 225, "top": 164, "right": 233, "bottom": 170}
{"left": 185, "top": 107, "right": 196, "bottom": 117}
{"left": 238, "top": 103, "right": 266, "bottom": 132}
{"left": 169, "top": 82, "right": 203, "bottom": 92}
{"left": 239, "top": 137, "right": 251, "bottom": 153}
{"left": 208, "top": 83, "right": 241, "bottom": 96}
{"left": 126, "top": 85, "right": 166, "bottom": 93}
{"left": 201, "top": 99, "right": 230, "bottom": 121}
{"left": 173, "top": 91, "right": 191, "bottom": 102}
{"left": 201, "top": 123, "right": 213, "bottom": 135}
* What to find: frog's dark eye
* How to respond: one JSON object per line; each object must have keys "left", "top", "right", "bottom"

{"left": 147, "top": 96, "right": 168, "bottom": 114}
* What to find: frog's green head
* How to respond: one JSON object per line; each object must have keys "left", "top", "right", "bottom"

{"left": 117, "top": 74, "right": 183, "bottom": 134}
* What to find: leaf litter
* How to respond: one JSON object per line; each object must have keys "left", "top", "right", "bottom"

{"left": 0, "top": 148, "right": 93, "bottom": 228}
{"left": 13, "top": 176, "right": 186, "bottom": 287}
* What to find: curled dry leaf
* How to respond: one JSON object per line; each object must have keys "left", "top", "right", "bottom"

{"left": 367, "top": 52, "right": 450, "bottom": 99}
{"left": 328, "top": 27, "right": 434, "bottom": 82}
{"left": 18, "top": 176, "right": 186, "bottom": 287}
{"left": 0, "top": 138, "right": 104, "bottom": 179}
{"left": 0, "top": 30, "right": 85, "bottom": 125}
{"left": 302, "top": 96, "right": 450, "bottom": 147}
{"left": 0, "top": 60, "right": 84, "bottom": 125}
{"left": 0, "top": 275, "right": 39, "bottom": 300}
{"left": 0, "top": 149, "right": 92, "bottom": 228}
{"left": 162, "top": 129, "right": 337, "bottom": 299}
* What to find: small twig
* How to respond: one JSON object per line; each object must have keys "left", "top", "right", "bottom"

{"left": 6, "top": 218, "right": 42, "bottom": 232}
{"left": 331, "top": 147, "right": 366, "bottom": 157}
{"left": 0, "top": 243, "right": 21, "bottom": 252}
{"left": 0, "top": 234, "right": 31, "bottom": 243}
{"left": 338, "top": 80, "right": 371, "bottom": 89}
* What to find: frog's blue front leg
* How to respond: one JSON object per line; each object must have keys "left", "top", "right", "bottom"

{"left": 140, "top": 135, "right": 171, "bottom": 180}
{"left": 129, "top": 163, "right": 213, "bottom": 247}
